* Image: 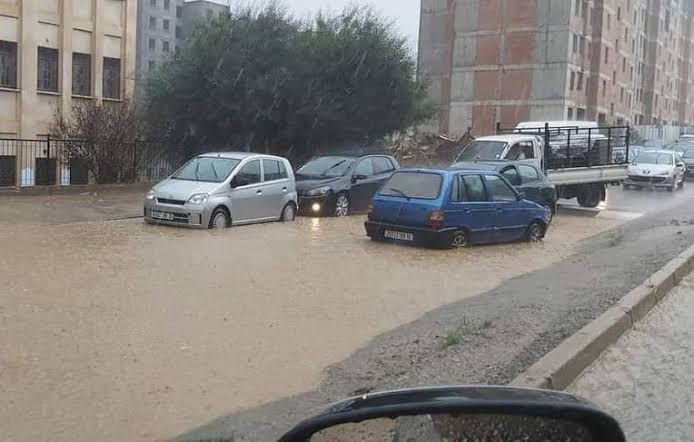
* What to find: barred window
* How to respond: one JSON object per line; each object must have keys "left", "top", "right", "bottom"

{"left": 103, "top": 57, "right": 121, "bottom": 99}
{"left": 0, "top": 41, "right": 17, "bottom": 88}
{"left": 37, "top": 47, "right": 59, "bottom": 92}
{"left": 72, "top": 53, "right": 91, "bottom": 96}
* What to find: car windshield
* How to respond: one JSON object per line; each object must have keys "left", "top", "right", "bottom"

{"left": 170, "top": 157, "right": 241, "bottom": 182}
{"left": 643, "top": 140, "right": 665, "bottom": 148}
{"left": 457, "top": 141, "right": 508, "bottom": 161}
{"left": 634, "top": 152, "right": 673, "bottom": 165}
{"left": 379, "top": 172, "right": 443, "bottom": 199}
{"left": 297, "top": 156, "right": 356, "bottom": 177}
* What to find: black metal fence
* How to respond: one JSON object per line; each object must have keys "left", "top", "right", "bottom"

{"left": 0, "top": 138, "right": 184, "bottom": 189}
{"left": 496, "top": 123, "right": 630, "bottom": 170}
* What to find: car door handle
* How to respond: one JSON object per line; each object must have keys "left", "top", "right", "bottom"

{"left": 256, "top": 189, "right": 262, "bottom": 194}
{"left": 282, "top": 186, "right": 287, "bottom": 191}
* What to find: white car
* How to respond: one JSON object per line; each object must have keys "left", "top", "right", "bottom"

{"left": 624, "top": 150, "right": 686, "bottom": 191}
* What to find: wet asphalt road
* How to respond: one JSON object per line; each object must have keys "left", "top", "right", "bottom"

{"left": 1, "top": 183, "right": 694, "bottom": 441}
{"left": 569, "top": 272, "right": 694, "bottom": 442}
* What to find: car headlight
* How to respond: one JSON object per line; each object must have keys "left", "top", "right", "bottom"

{"left": 306, "top": 186, "right": 331, "bottom": 196}
{"left": 145, "top": 189, "right": 156, "bottom": 200}
{"left": 188, "top": 193, "right": 209, "bottom": 204}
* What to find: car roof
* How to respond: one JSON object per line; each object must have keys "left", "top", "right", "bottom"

{"left": 640, "top": 149, "right": 675, "bottom": 155}
{"left": 312, "top": 152, "right": 392, "bottom": 159}
{"left": 395, "top": 167, "right": 506, "bottom": 177}
{"left": 516, "top": 120, "right": 598, "bottom": 129}
{"left": 198, "top": 152, "right": 286, "bottom": 160}
{"left": 450, "top": 161, "right": 537, "bottom": 171}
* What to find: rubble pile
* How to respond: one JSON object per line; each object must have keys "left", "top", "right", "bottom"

{"left": 387, "top": 131, "right": 474, "bottom": 167}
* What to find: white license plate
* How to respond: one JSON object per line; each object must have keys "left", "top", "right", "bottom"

{"left": 151, "top": 210, "right": 174, "bottom": 221}
{"left": 384, "top": 230, "right": 414, "bottom": 241}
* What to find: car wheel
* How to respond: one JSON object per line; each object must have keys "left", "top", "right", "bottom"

{"left": 281, "top": 203, "right": 296, "bottom": 222}
{"left": 450, "top": 230, "right": 469, "bottom": 249}
{"left": 544, "top": 205, "right": 554, "bottom": 224}
{"left": 668, "top": 184, "right": 675, "bottom": 192}
{"left": 209, "top": 207, "right": 230, "bottom": 229}
{"left": 526, "top": 221, "right": 544, "bottom": 242}
{"left": 334, "top": 193, "right": 350, "bottom": 217}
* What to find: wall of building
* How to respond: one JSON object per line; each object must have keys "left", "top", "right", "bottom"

{"left": 419, "top": 0, "right": 694, "bottom": 135}
{"left": 0, "top": 0, "right": 137, "bottom": 140}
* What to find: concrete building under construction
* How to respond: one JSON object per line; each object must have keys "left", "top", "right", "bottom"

{"left": 418, "top": 0, "right": 694, "bottom": 136}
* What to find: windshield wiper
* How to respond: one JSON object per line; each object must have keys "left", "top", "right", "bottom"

{"left": 388, "top": 187, "right": 410, "bottom": 198}
{"left": 322, "top": 160, "right": 347, "bottom": 175}
{"left": 195, "top": 162, "right": 200, "bottom": 181}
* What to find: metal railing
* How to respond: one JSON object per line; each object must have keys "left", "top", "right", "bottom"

{"left": 0, "top": 137, "right": 184, "bottom": 189}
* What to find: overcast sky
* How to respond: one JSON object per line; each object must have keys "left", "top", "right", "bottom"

{"left": 206, "top": 0, "right": 421, "bottom": 52}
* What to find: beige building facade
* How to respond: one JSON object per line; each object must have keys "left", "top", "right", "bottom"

{"left": 0, "top": 0, "right": 137, "bottom": 140}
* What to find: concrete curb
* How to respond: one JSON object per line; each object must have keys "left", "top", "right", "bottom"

{"left": 512, "top": 242, "right": 694, "bottom": 390}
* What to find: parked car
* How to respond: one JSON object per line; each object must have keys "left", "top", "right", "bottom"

{"left": 144, "top": 152, "right": 298, "bottom": 228}
{"left": 451, "top": 160, "right": 557, "bottom": 221}
{"left": 681, "top": 147, "right": 694, "bottom": 176}
{"left": 365, "top": 168, "right": 550, "bottom": 248}
{"left": 295, "top": 153, "right": 399, "bottom": 216}
{"left": 624, "top": 150, "right": 686, "bottom": 191}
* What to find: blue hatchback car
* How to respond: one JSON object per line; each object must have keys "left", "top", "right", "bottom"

{"left": 365, "top": 168, "right": 551, "bottom": 248}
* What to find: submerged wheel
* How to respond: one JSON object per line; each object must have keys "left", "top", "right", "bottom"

{"left": 526, "top": 222, "right": 544, "bottom": 242}
{"left": 450, "top": 230, "right": 469, "bottom": 248}
{"left": 334, "top": 193, "right": 350, "bottom": 217}
{"left": 209, "top": 207, "right": 229, "bottom": 229}
{"left": 281, "top": 203, "right": 296, "bottom": 222}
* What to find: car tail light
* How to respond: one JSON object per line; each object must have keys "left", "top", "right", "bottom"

{"left": 426, "top": 210, "right": 445, "bottom": 228}
{"left": 367, "top": 204, "right": 375, "bottom": 220}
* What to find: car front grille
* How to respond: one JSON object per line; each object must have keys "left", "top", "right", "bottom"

{"left": 628, "top": 175, "right": 666, "bottom": 183}
{"left": 157, "top": 197, "right": 186, "bottom": 205}
{"left": 170, "top": 213, "right": 190, "bottom": 223}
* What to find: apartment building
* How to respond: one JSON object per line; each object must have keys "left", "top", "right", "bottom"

{"left": 419, "top": 0, "right": 694, "bottom": 136}
{"left": 0, "top": 0, "right": 137, "bottom": 139}
{"left": 135, "top": 0, "right": 228, "bottom": 91}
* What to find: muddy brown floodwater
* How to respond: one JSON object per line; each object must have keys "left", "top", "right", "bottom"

{"left": 0, "top": 214, "right": 620, "bottom": 441}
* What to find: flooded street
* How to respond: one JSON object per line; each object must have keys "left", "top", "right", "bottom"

{"left": 0, "top": 204, "right": 621, "bottom": 442}
{"left": 569, "top": 272, "right": 694, "bottom": 441}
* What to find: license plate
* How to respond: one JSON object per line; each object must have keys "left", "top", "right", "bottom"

{"left": 151, "top": 210, "right": 174, "bottom": 221}
{"left": 384, "top": 230, "right": 414, "bottom": 241}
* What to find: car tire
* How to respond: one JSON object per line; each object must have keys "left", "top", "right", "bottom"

{"left": 668, "top": 184, "right": 675, "bottom": 192}
{"left": 334, "top": 193, "right": 350, "bottom": 217}
{"left": 544, "top": 204, "right": 555, "bottom": 224}
{"left": 280, "top": 203, "right": 296, "bottom": 222}
{"left": 209, "top": 207, "right": 230, "bottom": 229}
{"left": 450, "top": 230, "right": 469, "bottom": 249}
{"left": 577, "top": 186, "right": 601, "bottom": 208}
{"left": 526, "top": 221, "right": 545, "bottom": 242}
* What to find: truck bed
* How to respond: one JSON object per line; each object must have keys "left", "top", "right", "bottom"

{"left": 547, "top": 164, "right": 627, "bottom": 186}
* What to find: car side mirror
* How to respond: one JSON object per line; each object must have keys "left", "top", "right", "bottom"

{"left": 517, "top": 191, "right": 526, "bottom": 200}
{"left": 677, "top": 163, "right": 685, "bottom": 168}
{"left": 352, "top": 174, "right": 367, "bottom": 183}
{"left": 230, "top": 176, "right": 249, "bottom": 188}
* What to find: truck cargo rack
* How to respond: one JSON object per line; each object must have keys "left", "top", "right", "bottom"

{"left": 496, "top": 123, "right": 631, "bottom": 171}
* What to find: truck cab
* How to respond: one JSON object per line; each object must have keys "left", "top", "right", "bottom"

{"left": 454, "top": 135, "right": 543, "bottom": 170}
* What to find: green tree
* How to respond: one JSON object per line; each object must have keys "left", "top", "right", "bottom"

{"left": 145, "top": 3, "right": 434, "bottom": 160}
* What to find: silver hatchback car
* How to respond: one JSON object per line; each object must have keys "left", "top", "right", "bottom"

{"left": 144, "top": 152, "right": 298, "bottom": 228}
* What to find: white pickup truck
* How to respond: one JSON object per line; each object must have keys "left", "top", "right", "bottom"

{"left": 453, "top": 121, "right": 630, "bottom": 208}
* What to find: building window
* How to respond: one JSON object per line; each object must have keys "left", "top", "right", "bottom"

{"left": 573, "top": 34, "right": 578, "bottom": 53}
{"left": 602, "top": 80, "right": 607, "bottom": 97}
{"left": 72, "top": 53, "right": 91, "bottom": 96}
{"left": 570, "top": 71, "right": 575, "bottom": 90}
{"left": 163, "top": 19, "right": 170, "bottom": 31}
{"left": 612, "top": 70, "right": 616, "bottom": 85}
{"left": 575, "top": 0, "right": 581, "bottom": 16}
{"left": 103, "top": 57, "right": 121, "bottom": 99}
{"left": 175, "top": 26, "right": 182, "bottom": 39}
{"left": 149, "top": 16, "right": 156, "bottom": 30}
{"left": 607, "top": 13, "right": 611, "bottom": 30}
{"left": 176, "top": 5, "right": 182, "bottom": 17}
{"left": 579, "top": 36, "right": 585, "bottom": 55}
{"left": 149, "top": 38, "right": 156, "bottom": 51}
{"left": 37, "top": 47, "right": 59, "bottom": 92}
{"left": 577, "top": 72, "right": 584, "bottom": 90}
{"left": 577, "top": 108, "right": 586, "bottom": 120}
{"left": 162, "top": 40, "right": 170, "bottom": 52}
{"left": 617, "top": 7, "right": 621, "bottom": 21}
{"left": 610, "top": 103, "right": 614, "bottom": 115}
{"left": 630, "top": 66, "right": 634, "bottom": 80}
{"left": 620, "top": 88, "right": 624, "bottom": 103}
{"left": 0, "top": 40, "right": 18, "bottom": 88}
{"left": 164, "top": 0, "right": 170, "bottom": 10}
{"left": 150, "top": 0, "right": 156, "bottom": 6}
{"left": 568, "top": 107, "right": 574, "bottom": 120}
{"left": 604, "top": 46, "right": 609, "bottom": 64}
{"left": 206, "top": 9, "right": 214, "bottom": 18}
{"left": 148, "top": 60, "right": 156, "bottom": 71}
{"left": 622, "top": 57, "right": 626, "bottom": 73}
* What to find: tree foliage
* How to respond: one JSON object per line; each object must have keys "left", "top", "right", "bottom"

{"left": 145, "top": 3, "right": 434, "bottom": 160}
